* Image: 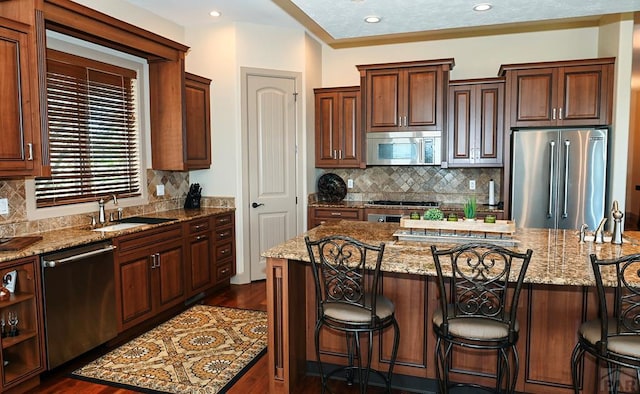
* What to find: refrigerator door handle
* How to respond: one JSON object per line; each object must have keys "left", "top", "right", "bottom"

{"left": 562, "top": 140, "right": 570, "bottom": 219}
{"left": 547, "top": 140, "right": 555, "bottom": 218}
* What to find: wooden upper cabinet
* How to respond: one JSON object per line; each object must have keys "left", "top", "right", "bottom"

{"left": 357, "top": 59, "right": 454, "bottom": 133}
{"left": 150, "top": 68, "right": 213, "bottom": 171}
{"left": 447, "top": 78, "right": 504, "bottom": 167}
{"left": 184, "top": 73, "right": 212, "bottom": 169}
{"left": 500, "top": 58, "right": 614, "bottom": 127}
{"left": 0, "top": 14, "right": 48, "bottom": 178}
{"left": 314, "top": 86, "right": 363, "bottom": 168}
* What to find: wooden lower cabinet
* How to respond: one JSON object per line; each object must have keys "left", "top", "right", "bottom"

{"left": 308, "top": 207, "right": 364, "bottom": 229}
{"left": 185, "top": 218, "right": 214, "bottom": 298}
{"left": 114, "top": 224, "right": 186, "bottom": 332}
{"left": 0, "top": 256, "right": 44, "bottom": 392}
{"left": 213, "top": 212, "right": 236, "bottom": 284}
{"left": 301, "top": 264, "right": 603, "bottom": 393}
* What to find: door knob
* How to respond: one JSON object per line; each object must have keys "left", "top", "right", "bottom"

{"left": 252, "top": 202, "right": 264, "bottom": 208}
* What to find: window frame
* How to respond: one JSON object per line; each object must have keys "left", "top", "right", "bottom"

{"left": 26, "top": 31, "right": 149, "bottom": 221}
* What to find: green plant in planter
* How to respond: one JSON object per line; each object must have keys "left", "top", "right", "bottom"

{"left": 464, "top": 197, "right": 477, "bottom": 220}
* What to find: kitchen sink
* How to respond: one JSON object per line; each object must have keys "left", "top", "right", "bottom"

{"left": 92, "top": 223, "right": 146, "bottom": 232}
{"left": 117, "top": 216, "right": 177, "bottom": 224}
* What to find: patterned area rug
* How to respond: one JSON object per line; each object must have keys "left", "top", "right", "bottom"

{"left": 72, "top": 305, "right": 268, "bottom": 393}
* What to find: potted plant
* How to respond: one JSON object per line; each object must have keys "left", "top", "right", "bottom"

{"left": 463, "top": 197, "right": 477, "bottom": 221}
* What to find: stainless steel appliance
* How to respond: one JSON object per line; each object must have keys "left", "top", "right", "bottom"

{"left": 41, "top": 241, "right": 117, "bottom": 369}
{"left": 366, "top": 131, "right": 442, "bottom": 165}
{"left": 366, "top": 200, "right": 440, "bottom": 222}
{"left": 511, "top": 128, "right": 608, "bottom": 230}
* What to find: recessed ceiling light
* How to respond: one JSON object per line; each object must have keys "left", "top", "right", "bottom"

{"left": 473, "top": 3, "right": 492, "bottom": 12}
{"left": 364, "top": 16, "right": 381, "bottom": 23}
{"left": 209, "top": 10, "right": 221, "bottom": 17}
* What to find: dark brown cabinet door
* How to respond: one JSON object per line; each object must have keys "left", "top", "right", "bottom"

{"left": 366, "top": 67, "right": 442, "bottom": 132}
{"left": 117, "top": 251, "right": 154, "bottom": 329}
{"left": 559, "top": 64, "right": 612, "bottom": 126}
{"left": 359, "top": 60, "right": 453, "bottom": 133}
{"left": 405, "top": 67, "right": 440, "bottom": 129}
{"left": 448, "top": 79, "right": 504, "bottom": 167}
{"left": 505, "top": 59, "right": 614, "bottom": 128}
{"left": 366, "top": 69, "right": 402, "bottom": 131}
{"left": 184, "top": 73, "right": 212, "bottom": 169}
{"left": 314, "top": 86, "right": 362, "bottom": 168}
{"left": 114, "top": 224, "right": 185, "bottom": 331}
{"left": 154, "top": 239, "right": 185, "bottom": 312}
{"left": 0, "top": 25, "right": 36, "bottom": 175}
{"left": 185, "top": 219, "right": 214, "bottom": 297}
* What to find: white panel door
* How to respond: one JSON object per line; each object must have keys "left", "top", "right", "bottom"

{"left": 247, "top": 74, "right": 297, "bottom": 281}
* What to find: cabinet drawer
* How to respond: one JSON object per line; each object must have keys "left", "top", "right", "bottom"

{"left": 214, "top": 213, "right": 234, "bottom": 228}
{"left": 216, "top": 260, "right": 233, "bottom": 282}
{"left": 115, "top": 224, "right": 183, "bottom": 253}
{"left": 313, "top": 208, "right": 362, "bottom": 220}
{"left": 215, "top": 227, "right": 233, "bottom": 241}
{"left": 188, "top": 218, "right": 210, "bottom": 234}
{"left": 215, "top": 241, "right": 234, "bottom": 260}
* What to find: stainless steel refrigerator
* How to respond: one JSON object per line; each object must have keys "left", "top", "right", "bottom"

{"left": 511, "top": 128, "right": 608, "bottom": 230}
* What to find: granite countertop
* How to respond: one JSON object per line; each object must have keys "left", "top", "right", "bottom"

{"left": 309, "top": 201, "right": 504, "bottom": 214}
{"left": 0, "top": 207, "right": 235, "bottom": 263}
{"left": 261, "top": 220, "right": 640, "bottom": 287}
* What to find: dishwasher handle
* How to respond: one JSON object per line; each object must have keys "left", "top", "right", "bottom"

{"left": 42, "top": 245, "right": 116, "bottom": 268}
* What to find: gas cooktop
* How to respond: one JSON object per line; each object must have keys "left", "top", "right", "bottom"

{"left": 367, "top": 200, "right": 440, "bottom": 208}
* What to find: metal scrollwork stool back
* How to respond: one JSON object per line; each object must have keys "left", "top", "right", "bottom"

{"left": 305, "top": 235, "right": 400, "bottom": 394}
{"left": 430, "top": 242, "right": 533, "bottom": 393}
{"left": 571, "top": 253, "right": 640, "bottom": 394}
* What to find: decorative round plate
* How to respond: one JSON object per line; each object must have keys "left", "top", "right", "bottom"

{"left": 317, "top": 173, "right": 347, "bottom": 202}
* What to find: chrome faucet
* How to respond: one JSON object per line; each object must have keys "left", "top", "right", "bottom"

{"left": 611, "top": 200, "right": 624, "bottom": 245}
{"left": 98, "top": 194, "right": 118, "bottom": 224}
{"left": 579, "top": 224, "right": 588, "bottom": 243}
{"left": 594, "top": 217, "right": 607, "bottom": 244}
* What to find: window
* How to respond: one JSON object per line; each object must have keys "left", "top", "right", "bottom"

{"left": 35, "top": 49, "right": 141, "bottom": 208}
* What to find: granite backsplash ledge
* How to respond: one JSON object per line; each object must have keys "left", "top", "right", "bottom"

{"left": 0, "top": 170, "right": 234, "bottom": 238}
{"left": 317, "top": 167, "right": 502, "bottom": 204}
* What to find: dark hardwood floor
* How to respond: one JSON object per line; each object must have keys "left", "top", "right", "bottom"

{"left": 28, "top": 281, "right": 411, "bottom": 393}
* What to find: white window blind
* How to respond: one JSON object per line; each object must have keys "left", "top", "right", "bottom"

{"left": 36, "top": 49, "right": 141, "bottom": 207}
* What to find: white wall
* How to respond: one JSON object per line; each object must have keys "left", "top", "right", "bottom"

{"left": 321, "top": 27, "right": 600, "bottom": 86}
{"left": 597, "top": 14, "right": 634, "bottom": 227}
{"left": 72, "top": 0, "right": 185, "bottom": 44}
{"left": 187, "top": 22, "right": 312, "bottom": 282}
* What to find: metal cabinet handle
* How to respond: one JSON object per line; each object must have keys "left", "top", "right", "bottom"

{"left": 333, "top": 149, "right": 337, "bottom": 159}
{"left": 151, "top": 253, "right": 157, "bottom": 268}
{"left": 27, "top": 143, "right": 33, "bottom": 161}
{"left": 548, "top": 140, "right": 556, "bottom": 218}
{"left": 559, "top": 107, "right": 563, "bottom": 120}
{"left": 330, "top": 212, "right": 342, "bottom": 216}
{"left": 552, "top": 108, "right": 556, "bottom": 120}
{"left": 562, "top": 140, "right": 570, "bottom": 219}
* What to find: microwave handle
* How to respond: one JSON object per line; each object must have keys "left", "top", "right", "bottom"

{"left": 418, "top": 139, "right": 425, "bottom": 163}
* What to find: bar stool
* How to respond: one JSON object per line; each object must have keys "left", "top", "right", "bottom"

{"left": 571, "top": 253, "right": 640, "bottom": 394}
{"left": 305, "top": 235, "right": 400, "bottom": 394}
{"left": 430, "top": 242, "right": 533, "bottom": 393}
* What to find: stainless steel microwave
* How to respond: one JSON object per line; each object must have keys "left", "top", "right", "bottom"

{"left": 366, "top": 131, "right": 442, "bottom": 165}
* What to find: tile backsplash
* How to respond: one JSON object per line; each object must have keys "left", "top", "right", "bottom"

{"left": 0, "top": 170, "right": 234, "bottom": 237}
{"left": 319, "top": 167, "right": 502, "bottom": 204}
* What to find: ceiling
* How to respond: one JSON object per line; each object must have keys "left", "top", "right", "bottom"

{"left": 125, "top": 0, "right": 640, "bottom": 48}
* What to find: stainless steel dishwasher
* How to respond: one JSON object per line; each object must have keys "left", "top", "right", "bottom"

{"left": 41, "top": 241, "right": 117, "bottom": 369}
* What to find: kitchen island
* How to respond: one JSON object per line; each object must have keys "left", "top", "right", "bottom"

{"left": 263, "top": 220, "right": 640, "bottom": 393}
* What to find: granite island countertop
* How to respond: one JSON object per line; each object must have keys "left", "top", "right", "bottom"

{"left": 0, "top": 207, "right": 235, "bottom": 263}
{"left": 262, "top": 220, "right": 640, "bottom": 287}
